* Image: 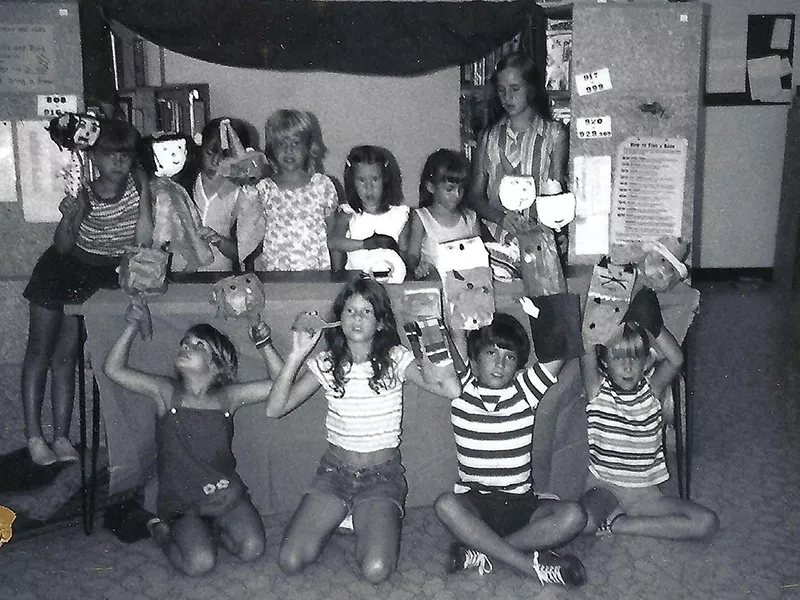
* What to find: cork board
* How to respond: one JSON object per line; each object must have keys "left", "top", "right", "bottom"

{"left": 568, "top": 3, "right": 705, "bottom": 266}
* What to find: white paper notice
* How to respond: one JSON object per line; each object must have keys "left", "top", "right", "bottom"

{"left": 572, "top": 155, "right": 612, "bottom": 255}
{"left": 771, "top": 18, "right": 792, "bottom": 51}
{"left": 575, "top": 68, "right": 612, "bottom": 96}
{"left": 18, "top": 119, "right": 72, "bottom": 222}
{"left": 747, "top": 55, "right": 793, "bottom": 103}
{"left": 611, "top": 137, "right": 687, "bottom": 246}
{"left": 0, "top": 121, "right": 16, "bottom": 202}
{"left": 576, "top": 116, "right": 612, "bottom": 140}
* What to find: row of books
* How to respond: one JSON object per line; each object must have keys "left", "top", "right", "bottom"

{"left": 460, "top": 32, "right": 522, "bottom": 86}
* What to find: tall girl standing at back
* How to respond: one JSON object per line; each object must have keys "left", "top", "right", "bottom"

{"left": 406, "top": 148, "right": 482, "bottom": 279}
{"left": 22, "top": 119, "right": 152, "bottom": 465}
{"left": 266, "top": 278, "right": 460, "bottom": 583}
{"left": 467, "top": 52, "right": 568, "bottom": 238}
{"left": 327, "top": 145, "right": 409, "bottom": 274}
{"left": 255, "top": 109, "right": 338, "bottom": 271}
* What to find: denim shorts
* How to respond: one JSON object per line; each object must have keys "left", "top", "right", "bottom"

{"left": 464, "top": 489, "right": 540, "bottom": 537}
{"left": 307, "top": 449, "right": 408, "bottom": 516}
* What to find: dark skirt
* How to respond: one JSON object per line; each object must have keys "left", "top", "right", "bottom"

{"left": 23, "top": 246, "right": 120, "bottom": 310}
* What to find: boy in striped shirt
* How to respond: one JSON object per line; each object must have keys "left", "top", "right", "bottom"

{"left": 434, "top": 312, "right": 587, "bottom": 586}
{"left": 580, "top": 288, "right": 718, "bottom": 540}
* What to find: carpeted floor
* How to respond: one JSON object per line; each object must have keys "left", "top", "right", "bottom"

{"left": 0, "top": 280, "right": 798, "bottom": 600}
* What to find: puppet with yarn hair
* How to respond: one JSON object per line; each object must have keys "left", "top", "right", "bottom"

{"left": 139, "top": 132, "right": 215, "bottom": 273}
{"left": 47, "top": 112, "right": 102, "bottom": 199}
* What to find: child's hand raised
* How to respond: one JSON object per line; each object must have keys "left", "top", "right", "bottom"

{"left": 125, "top": 295, "right": 153, "bottom": 340}
{"left": 58, "top": 192, "right": 87, "bottom": 218}
{"left": 249, "top": 320, "right": 272, "bottom": 348}
{"left": 289, "top": 311, "right": 337, "bottom": 355}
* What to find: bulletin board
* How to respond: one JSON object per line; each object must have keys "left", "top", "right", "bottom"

{"left": 0, "top": 1, "right": 83, "bottom": 277}
{"left": 567, "top": 3, "right": 705, "bottom": 266}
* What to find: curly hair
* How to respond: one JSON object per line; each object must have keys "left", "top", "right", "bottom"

{"left": 323, "top": 278, "right": 401, "bottom": 397}
{"left": 264, "top": 109, "right": 327, "bottom": 173}
{"left": 343, "top": 145, "right": 403, "bottom": 213}
{"left": 180, "top": 323, "right": 239, "bottom": 389}
{"left": 418, "top": 148, "right": 470, "bottom": 211}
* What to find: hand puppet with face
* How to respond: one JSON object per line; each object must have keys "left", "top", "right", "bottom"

{"left": 118, "top": 247, "right": 170, "bottom": 297}
{"left": 536, "top": 192, "right": 576, "bottom": 231}
{"left": 436, "top": 237, "right": 495, "bottom": 330}
{"left": 582, "top": 257, "right": 638, "bottom": 347}
{"left": 215, "top": 118, "right": 270, "bottom": 185}
{"left": 140, "top": 133, "right": 214, "bottom": 273}
{"left": 47, "top": 113, "right": 101, "bottom": 151}
{"left": 637, "top": 236, "right": 690, "bottom": 293}
{"left": 498, "top": 175, "right": 536, "bottom": 212}
{"left": 518, "top": 225, "right": 566, "bottom": 297}
{"left": 210, "top": 274, "right": 265, "bottom": 322}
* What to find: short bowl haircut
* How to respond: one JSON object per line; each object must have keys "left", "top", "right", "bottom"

{"left": 597, "top": 321, "right": 650, "bottom": 363}
{"left": 263, "top": 109, "right": 327, "bottom": 173}
{"left": 183, "top": 323, "right": 238, "bottom": 388}
{"left": 467, "top": 312, "right": 530, "bottom": 368}
{"left": 418, "top": 148, "right": 469, "bottom": 209}
{"left": 343, "top": 145, "right": 401, "bottom": 213}
{"left": 93, "top": 119, "right": 140, "bottom": 153}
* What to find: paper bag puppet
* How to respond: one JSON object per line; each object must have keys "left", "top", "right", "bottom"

{"left": 582, "top": 257, "right": 638, "bottom": 347}
{"left": 210, "top": 273, "right": 265, "bottom": 323}
{"left": 119, "top": 248, "right": 170, "bottom": 296}
{"left": 536, "top": 192, "right": 576, "bottom": 231}
{"left": 397, "top": 288, "right": 456, "bottom": 384}
{"left": 518, "top": 224, "right": 566, "bottom": 298}
{"left": 436, "top": 237, "right": 495, "bottom": 331}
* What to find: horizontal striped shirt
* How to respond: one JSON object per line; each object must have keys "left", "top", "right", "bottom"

{"left": 76, "top": 175, "right": 140, "bottom": 257}
{"left": 587, "top": 376, "right": 669, "bottom": 488}
{"left": 452, "top": 363, "right": 556, "bottom": 495}
{"left": 308, "top": 346, "right": 413, "bottom": 454}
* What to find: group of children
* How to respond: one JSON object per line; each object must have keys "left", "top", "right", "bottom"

{"left": 19, "top": 49, "right": 718, "bottom": 585}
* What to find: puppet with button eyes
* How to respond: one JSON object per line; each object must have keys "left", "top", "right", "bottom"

{"left": 209, "top": 273, "right": 266, "bottom": 323}
{"left": 139, "top": 133, "right": 215, "bottom": 273}
{"left": 435, "top": 237, "right": 495, "bottom": 331}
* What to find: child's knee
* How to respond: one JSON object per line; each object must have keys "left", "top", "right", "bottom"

{"left": 277, "top": 544, "right": 310, "bottom": 575}
{"left": 182, "top": 548, "right": 216, "bottom": 577}
{"left": 561, "top": 501, "right": 588, "bottom": 533}
{"left": 360, "top": 554, "right": 396, "bottom": 585}
{"left": 696, "top": 507, "right": 720, "bottom": 539}
{"left": 433, "top": 491, "right": 458, "bottom": 521}
{"left": 237, "top": 532, "right": 266, "bottom": 562}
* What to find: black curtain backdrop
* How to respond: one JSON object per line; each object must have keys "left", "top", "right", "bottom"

{"left": 100, "top": 0, "right": 540, "bottom": 76}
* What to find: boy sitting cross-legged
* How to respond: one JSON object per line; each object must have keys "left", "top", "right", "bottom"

{"left": 434, "top": 310, "right": 588, "bottom": 586}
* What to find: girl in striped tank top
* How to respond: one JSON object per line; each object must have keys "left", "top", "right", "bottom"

{"left": 22, "top": 119, "right": 152, "bottom": 466}
{"left": 266, "top": 278, "right": 460, "bottom": 583}
{"left": 580, "top": 304, "right": 718, "bottom": 540}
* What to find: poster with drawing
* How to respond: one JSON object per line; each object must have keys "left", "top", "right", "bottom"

{"left": 545, "top": 17, "right": 572, "bottom": 93}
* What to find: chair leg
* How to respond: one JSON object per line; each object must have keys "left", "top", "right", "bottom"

{"left": 78, "top": 316, "right": 100, "bottom": 535}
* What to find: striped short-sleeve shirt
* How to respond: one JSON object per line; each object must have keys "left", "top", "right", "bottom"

{"left": 587, "top": 377, "right": 669, "bottom": 488}
{"left": 452, "top": 363, "right": 556, "bottom": 495}
{"left": 76, "top": 175, "right": 140, "bottom": 257}
{"left": 307, "top": 346, "right": 413, "bottom": 453}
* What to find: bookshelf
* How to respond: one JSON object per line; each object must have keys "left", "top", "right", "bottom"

{"left": 116, "top": 84, "right": 210, "bottom": 139}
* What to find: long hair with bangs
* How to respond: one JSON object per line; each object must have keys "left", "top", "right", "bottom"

{"left": 323, "top": 277, "right": 401, "bottom": 397}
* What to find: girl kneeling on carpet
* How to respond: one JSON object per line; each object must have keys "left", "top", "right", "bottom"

{"left": 103, "top": 303, "right": 280, "bottom": 576}
{"left": 266, "top": 278, "right": 461, "bottom": 584}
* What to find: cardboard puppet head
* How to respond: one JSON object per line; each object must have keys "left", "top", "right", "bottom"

{"left": 582, "top": 257, "right": 638, "bottom": 347}
{"left": 47, "top": 113, "right": 101, "bottom": 151}
{"left": 638, "top": 236, "right": 690, "bottom": 292}
{"left": 210, "top": 273, "right": 265, "bottom": 322}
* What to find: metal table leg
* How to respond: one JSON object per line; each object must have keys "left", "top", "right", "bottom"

{"left": 673, "top": 335, "right": 691, "bottom": 500}
{"left": 78, "top": 316, "right": 101, "bottom": 535}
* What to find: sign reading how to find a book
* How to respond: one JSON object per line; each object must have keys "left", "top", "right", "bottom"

{"left": 610, "top": 136, "right": 687, "bottom": 259}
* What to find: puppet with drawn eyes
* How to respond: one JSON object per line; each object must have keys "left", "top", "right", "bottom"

{"left": 582, "top": 257, "right": 638, "bottom": 347}
{"left": 209, "top": 273, "right": 265, "bottom": 323}
{"left": 140, "top": 133, "right": 215, "bottom": 273}
{"left": 436, "top": 237, "right": 495, "bottom": 330}
{"left": 636, "top": 236, "right": 690, "bottom": 293}
{"left": 47, "top": 113, "right": 102, "bottom": 198}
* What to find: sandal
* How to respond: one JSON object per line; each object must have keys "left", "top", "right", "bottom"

{"left": 146, "top": 517, "right": 170, "bottom": 540}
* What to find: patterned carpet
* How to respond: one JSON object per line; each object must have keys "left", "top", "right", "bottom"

{"left": 0, "top": 280, "right": 798, "bottom": 600}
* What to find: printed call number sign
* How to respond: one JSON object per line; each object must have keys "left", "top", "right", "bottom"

{"left": 576, "top": 116, "right": 612, "bottom": 139}
{"left": 575, "top": 68, "right": 613, "bottom": 96}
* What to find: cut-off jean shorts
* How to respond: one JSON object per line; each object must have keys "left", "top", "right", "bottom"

{"left": 308, "top": 448, "right": 408, "bottom": 516}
